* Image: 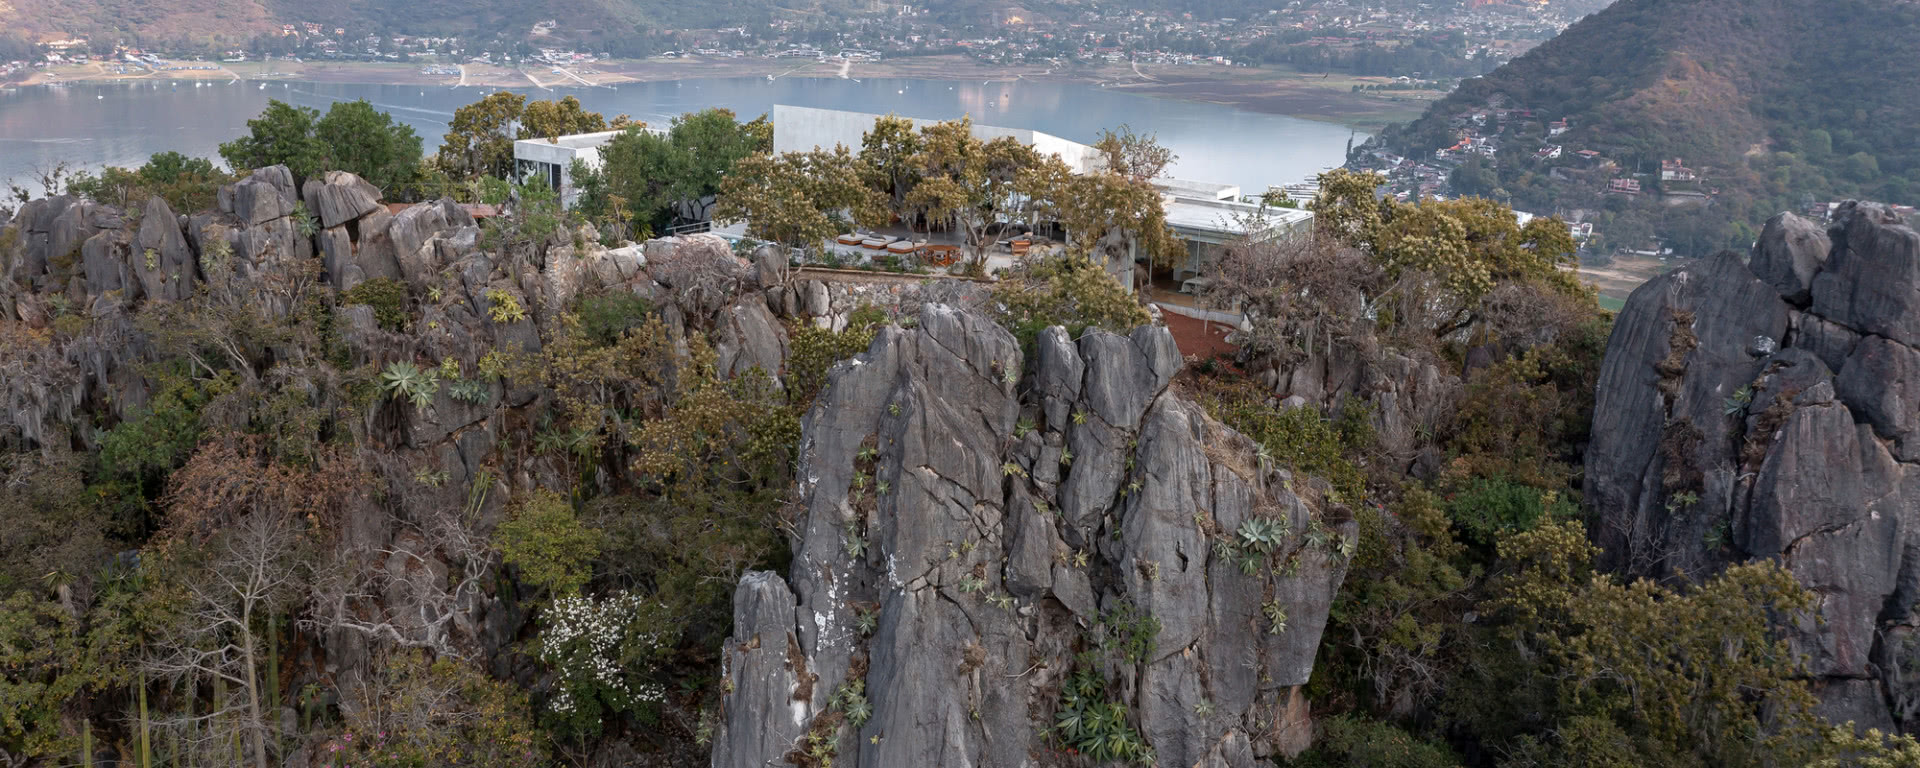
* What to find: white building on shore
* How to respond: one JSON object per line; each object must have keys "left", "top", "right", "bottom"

{"left": 512, "top": 126, "right": 664, "bottom": 208}
{"left": 770, "top": 104, "right": 1313, "bottom": 291}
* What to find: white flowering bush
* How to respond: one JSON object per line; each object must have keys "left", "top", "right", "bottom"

{"left": 536, "top": 591, "right": 675, "bottom": 737}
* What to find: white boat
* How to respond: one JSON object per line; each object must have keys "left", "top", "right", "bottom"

{"left": 766, "top": 74, "right": 774, "bottom": 81}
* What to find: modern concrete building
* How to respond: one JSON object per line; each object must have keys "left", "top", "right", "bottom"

{"left": 1161, "top": 192, "right": 1314, "bottom": 286}
{"left": 761, "top": 105, "right": 1320, "bottom": 295}
{"left": 512, "top": 126, "right": 664, "bottom": 209}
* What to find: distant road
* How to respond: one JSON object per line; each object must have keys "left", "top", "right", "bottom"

{"left": 554, "top": 67, "right": 595, "bottom": 87}
{"left": 456, "top": 64, "right": 468, "bottom": 87}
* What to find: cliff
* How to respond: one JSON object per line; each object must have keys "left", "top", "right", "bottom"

{"left": 712, "top": 312, "right": 1356, "bottom": 768}
{"left": 1587, "top": 201, "right": 1920, "bottom": 730}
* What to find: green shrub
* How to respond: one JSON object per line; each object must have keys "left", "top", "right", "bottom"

{"left": 991, "top": 254, "right": 1149, "bottom": 351}
{"left": 494, "top": 490, "right": 601, "bottom": 597}
{"left": 572, "top": 289, "right": 654, "bottom": 347}
{"left": 786, "top": 306, "right": 888, "bottom": 405}
{"left": 1283, "top": 715, "right": 1462, "bottom": 768}
{"left": 378, "top": 361, "right": 439, "bottom": 409}
{"left": 342, "top": 278, "right": 409, "bottom": 332}
{"left": 1053, "top": 663, "right": 1154, "bottom": 764}
{"left": 1199, "top": 378, "right": 1371, "bottom": 504}
{"left": 1443, "top": 475, "right": 1575, "bottom": 547}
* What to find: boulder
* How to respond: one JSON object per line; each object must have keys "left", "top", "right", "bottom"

{"left": 301, "top": 171, "right": 383, "bottom": 229}
{"left": 712, "top": 300, "right": 789, "bottom": 382}
{"left": 133, "top": 196, "right": 197, "bottom": 301}
{"left": 1585, "top": 251, "right": 1790, "bottom": 575}
{"left": 1810, "top": 202, "right": 1920, "bottom": 347}
{"left": 1751, "top": 211, "right": 1830, "bottom": 305}
{"left": 230, "top": 167, "right": 296, "bottom": 226}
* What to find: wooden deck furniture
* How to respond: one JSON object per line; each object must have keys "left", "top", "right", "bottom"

{"left": 921, "top": 244, "right": 961, "bottom": 267}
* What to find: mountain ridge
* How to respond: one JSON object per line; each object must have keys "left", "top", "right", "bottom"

{"left": 1365, "top": 0, "right": 1920, "bottom": 253}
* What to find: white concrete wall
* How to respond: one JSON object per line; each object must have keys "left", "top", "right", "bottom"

{"left": 513, "top": 137, "right": 616, "bottom": 209}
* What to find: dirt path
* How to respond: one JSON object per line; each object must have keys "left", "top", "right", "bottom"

{"left": 521, "top": 69, "right": 553, "bottom": 90}
{"left": 1131, "top": 59, "right": 1157, "bottom": 82}
{"left": 456, "top": 64, "right": 468, "bottom": 87}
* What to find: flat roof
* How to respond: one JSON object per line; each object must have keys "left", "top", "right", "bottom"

{"left": 1163, "top": 196, "right": 1313, "bottom": 240}
{"left": 1155, "top": 178, "right": 1240, "bottom": 201}
{"left": 513, "top": 126, "right": 663, "bottom": 151}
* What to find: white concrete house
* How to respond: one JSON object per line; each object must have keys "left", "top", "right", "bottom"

{"left": 512, "top": 127, "right": 664, "bottom": 209}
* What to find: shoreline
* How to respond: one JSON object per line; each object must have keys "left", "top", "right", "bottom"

{"left": 6, "top": 55, "right": 1433, "bottom": 130}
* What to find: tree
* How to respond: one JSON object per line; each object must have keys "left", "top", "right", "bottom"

{"left": 146, "top": 510, "right": 307, "bottom": 768}
{"left": 1051, "top": 167, "right": 1185, "bottom": 283}
{"left": 715, "top": 147, "right": 886, "bottom": 247}
{"left": 317, "top": 651, "right": 546, "bottom": 768}
{"left": 1312, "top": 169, "right": 1581, "bottom": 336}
{"left": 519, "top": 95, "right": 607, "bottom": 142}
{"left": 990, "top": 254, "right": 1151, "bottom": 350}
{"left": 315, "top": 100, "right": 424, "bottom": 195}
{"left": 905, "top": 119, "right": 1043, "bottom": 267}
{"left": 1476, "top": 521, "right": 1829, "bottom": 767}
{"left": 137, "top": 152, "right": 228, "bottom": 213}
{"left": 218, "top": 100, "right": 326, "bottom": 180}
{"left": 1093, "top": 124, "right": 1175, "bottom": 182}
{"left": 859, "top": 114, "right": 924, "bottom": 213}
{"left": 598, "top": 109, "right": 761, "bottom": 231}
{"left": 441, "top": 92, "right": 528, "bottom": 181}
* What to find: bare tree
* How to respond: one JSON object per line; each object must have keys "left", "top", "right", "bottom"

{"left": 302, "top": 454, "right": 498, "bottom": 659}
{"left": 145, "top": 510, "right": 306, "bottom": 768}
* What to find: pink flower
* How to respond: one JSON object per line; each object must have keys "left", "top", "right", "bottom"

{"left": 343, "top": 734, "right": 353, "bottom": 742}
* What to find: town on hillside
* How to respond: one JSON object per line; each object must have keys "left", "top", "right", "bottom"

{"left": 4, "top": 0, "right": 1585, "bottom": 88}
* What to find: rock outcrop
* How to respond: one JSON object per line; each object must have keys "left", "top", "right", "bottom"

{"left": 712, "top": 310, "right": 1355, "bottom": 768}
{"left": 1587, "top": 201, "right": 1920, "bottom": 731}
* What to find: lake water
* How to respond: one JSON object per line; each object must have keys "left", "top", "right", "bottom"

{"left": 0, "top": 77, "right": 1361, "bottom": 197}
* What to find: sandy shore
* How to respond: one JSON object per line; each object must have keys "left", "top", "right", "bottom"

{"left": 11, "top": 54, "right": 1434, "bottom": 128}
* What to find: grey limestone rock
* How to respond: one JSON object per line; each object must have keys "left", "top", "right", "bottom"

{"left": 1751, "top": 211, "right": 1831, "bottom": 305}
{"left": 713, "top": 309, "right": 1352, "bottom": 768}
{"left": 301, "top": 170, "right": 383, "bottom": 229}
{"left": 1587, "top": 200, "right": 1920, "bottom": 733}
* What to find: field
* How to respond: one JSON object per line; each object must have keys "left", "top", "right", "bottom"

{"left": 1578, "top": 255, "right": 1675, "bottom": 307}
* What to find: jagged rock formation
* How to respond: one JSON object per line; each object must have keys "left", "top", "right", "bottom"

{"left": 712, "top": 311, "right": 1357, "bottom": 767}
{"left": 0, "top": 169, "right": 796, "bottom": 723}
{"left": 1587, "top": 201, "right": 1920, "bottom": 731}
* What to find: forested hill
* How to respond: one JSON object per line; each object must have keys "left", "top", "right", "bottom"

{"left": 1365, "top": 0, "right": 1920, "bottom": 253}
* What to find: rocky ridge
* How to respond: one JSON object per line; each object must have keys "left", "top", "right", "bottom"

{"left": 1587, "top": 202, "right": 1920, "bottom": 731}
{"left": 711, "top": 313, "right": 1357, "bottom": 766}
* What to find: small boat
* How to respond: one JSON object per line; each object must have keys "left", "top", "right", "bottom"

{"left": 97, "top": 94, "right": 104, "bottom": 99}
{"left": 766, "top": 74, "right": 775, "bottom": 81}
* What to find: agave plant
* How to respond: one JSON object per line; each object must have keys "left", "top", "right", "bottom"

{"left": 1237, "top": 515, "right": 1290, "bottom": 554}
{"left": 379, "top": 361, "right": 439, "bottom": 409}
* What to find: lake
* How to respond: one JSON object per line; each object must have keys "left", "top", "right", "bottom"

{"left": 0, "top": 76, "right": 1362, "bottom": 197}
